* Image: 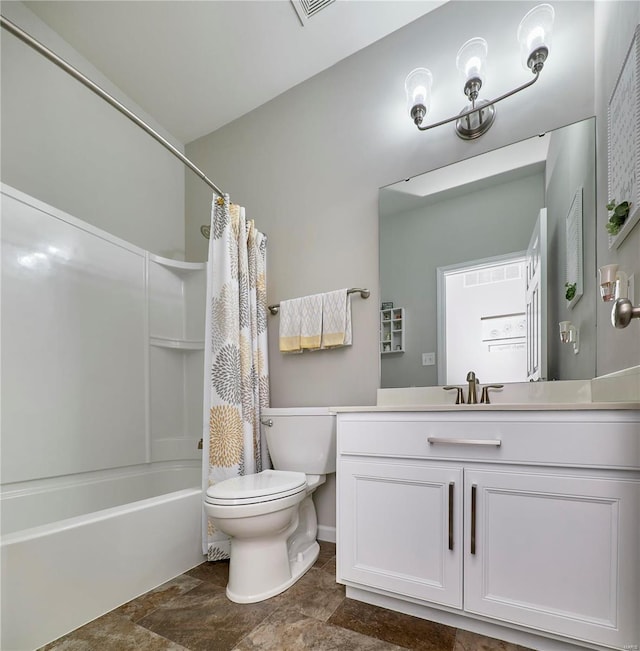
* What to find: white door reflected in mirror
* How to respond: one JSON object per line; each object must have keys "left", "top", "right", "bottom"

{"left": 438, "top": 254, "right": 527, "bottom": 385}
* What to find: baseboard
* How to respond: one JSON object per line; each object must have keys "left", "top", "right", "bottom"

{"left": 345, "top": 586, "right": 598, "bottom": 651}
{"left": 317, "top": 525, "right": 336, "bottom": 543}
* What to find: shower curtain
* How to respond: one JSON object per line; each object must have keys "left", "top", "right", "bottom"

{"left": 202, "top": 194, "right": 270, "bottom": 560}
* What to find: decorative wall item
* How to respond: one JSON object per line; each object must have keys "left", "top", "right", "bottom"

{"left": 481, "top": 312, "right": 527, "bottom": 342}
{"left": 607, "top": 24, "right": 640, "bottom": 249}
{"left": 565, "top": 186, "right": 583, "bottom": 309}
{"left": 605, "top": 200, "right": 631, "bottom": 236}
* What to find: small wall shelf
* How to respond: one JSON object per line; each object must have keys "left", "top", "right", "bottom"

{"left": 380, "top": 307, "right": 405, "bottom": 354}
{"left": 608, "top": 205, "right": 640, "bottom": 249}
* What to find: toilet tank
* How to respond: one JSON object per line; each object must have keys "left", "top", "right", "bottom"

{"left": 262, "top": 407, "right": 336, "bottom": 474}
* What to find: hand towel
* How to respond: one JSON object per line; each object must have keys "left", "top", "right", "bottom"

{"left": 300, "top": 293, "right": 323, "bottom": 350}
{"left": 321, "top": 289, "right": 352, "bottom": 348}
{"left": 279, "top": 298, "right": 302, "bottom": 352}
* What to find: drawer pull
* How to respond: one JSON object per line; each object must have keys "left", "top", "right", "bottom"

{"left": 471, "top": 484, "right": 477, "bottom": 555}
{"left": 427, "top": 437, "right": 501, "bottom": 447}
{"left": 448, "top": 482, "right": 454, "bottom": 551}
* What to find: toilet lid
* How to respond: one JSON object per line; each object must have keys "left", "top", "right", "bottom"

{"left": 205, "top": 469, "right": 307, "bottom": 506}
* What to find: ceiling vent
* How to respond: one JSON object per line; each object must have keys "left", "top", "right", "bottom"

{"left": 290, "top": 0, "right": 336, "bottom": 25}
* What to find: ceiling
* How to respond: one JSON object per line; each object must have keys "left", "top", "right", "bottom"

{"left": 24, "top": 0, "right": 447, "bottom": 144}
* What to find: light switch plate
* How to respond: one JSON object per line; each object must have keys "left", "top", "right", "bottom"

{"left": 422, "top": 352, "right": 435, "bottom": 366}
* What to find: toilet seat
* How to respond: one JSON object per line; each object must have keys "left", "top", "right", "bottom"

{"left": 205, "top": 469, "right": 307, "bottom": 506}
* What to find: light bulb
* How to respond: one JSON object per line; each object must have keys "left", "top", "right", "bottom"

{"left": 517, "top": 4, "right": 555, "bottom": 71}
{"left": 456, "top": 37, "right": 488, "bottom": 101}
{"left": 456, "top": 38, "right": 488, "bottom": 85}
{"left": 404, "top": 68, "right": 433, "bottom": 117}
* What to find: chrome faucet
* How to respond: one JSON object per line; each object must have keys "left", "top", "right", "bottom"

{"left": 466, "top": 371, "right": 479, "bottom": 404}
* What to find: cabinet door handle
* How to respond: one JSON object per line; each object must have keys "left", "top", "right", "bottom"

{"left": 448, "top": 482, "right": 454, "bottom": 551}
{"left": 427, "top": 437, "right": 501, "bottom": 447}
{"left": 471, "top": 484, "right": 477, "bottom": 555}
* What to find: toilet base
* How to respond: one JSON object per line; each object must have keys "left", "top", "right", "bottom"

{"left": 226, "top": 539, "right": 319, "bottom": 604}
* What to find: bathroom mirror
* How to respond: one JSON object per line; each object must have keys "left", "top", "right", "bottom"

{"left": 379, "top": 117, "right": 597, "bottom": 389}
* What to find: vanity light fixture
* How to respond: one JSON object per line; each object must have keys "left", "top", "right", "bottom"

{"left": 559, "top": 321, "right": 579, "bottom": 355}
{"left": 405, "top": 3, "right": 554, "bottom": 140}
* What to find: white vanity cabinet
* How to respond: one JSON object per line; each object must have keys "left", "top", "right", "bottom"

{"left": 463, "top": 469, "right": 638, "bottom": 649}
{"left": 340, "top": 459, "right": 463, "bottom": 607}
{"left": 336, "top": 411, "right": 640, "bottom": 651}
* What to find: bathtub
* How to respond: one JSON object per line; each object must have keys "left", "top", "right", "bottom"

{"left": 1, "top": 461, "right": 204, "bottom": 651}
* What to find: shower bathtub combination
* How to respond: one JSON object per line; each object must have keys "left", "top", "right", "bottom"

{"left": 1, "top": 463, "right": 202, "bottom": 650}
{"left": 0, "top": 15, "right": 242, "bottom": 648}
{"left": 1, "top": 186, "right": 207, "bottom": 650}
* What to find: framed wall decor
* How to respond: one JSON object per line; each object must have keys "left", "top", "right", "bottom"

{"left": 607, "top": 24, "right": 640, "bottom": 249}
{"left": 565, "top": 187, "right": 583, "bottom": 309}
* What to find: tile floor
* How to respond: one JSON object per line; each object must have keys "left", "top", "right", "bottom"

{"left": 41, "top": 542, "right": 535, "bottom": 651}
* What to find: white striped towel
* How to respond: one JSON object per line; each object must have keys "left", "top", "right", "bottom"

{"left": 279, "top": 298, "right": 302, "bottom": 352}
{"left": 300, "top": 293, "right": 323, "bottom": 350}
{"left": 321, "top": 289, "right": 352, "bottom": 348}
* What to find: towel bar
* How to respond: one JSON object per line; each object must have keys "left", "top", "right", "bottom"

{"left": 267, "top": 288, "right": 370, "bottom": 315}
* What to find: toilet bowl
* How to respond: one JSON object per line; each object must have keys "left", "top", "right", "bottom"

{"left": 203, "top": 407, "right": 336, "bottom": 604}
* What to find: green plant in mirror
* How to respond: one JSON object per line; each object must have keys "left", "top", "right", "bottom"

{"left": 565, "top": 282, "right": 576, "bottom": 301}
{"left": 606, "top": 200, "right": 630, "bottom": 235}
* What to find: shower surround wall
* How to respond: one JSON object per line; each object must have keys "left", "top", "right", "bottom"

{"left": 0, "top": 185, "right": 205, "bottom": 649}
{"left": 1, "top": 184, "right": 206, "bottom": 482}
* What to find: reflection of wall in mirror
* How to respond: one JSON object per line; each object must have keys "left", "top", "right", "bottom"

{"left": 380, "top": 172, "right": 544, "bottom": 389}
{"left": 545, "top": 119, "right": 596, "bottom": 380}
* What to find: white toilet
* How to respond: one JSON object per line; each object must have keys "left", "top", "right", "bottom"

{"left": 203, "top": 407, "right": 336, "bottom": 604}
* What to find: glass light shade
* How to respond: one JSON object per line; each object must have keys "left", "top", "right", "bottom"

{"left": 517, "top": 4, "right": 555, "bottom": 69}
{"left": 559, "top": 321, "right": 574, "bottom": 344}
{"left": 456, "top": 37, "right": 488, "bottom": 85}
{"left": 405, "top": 68, "right": 433, "bottom": 116}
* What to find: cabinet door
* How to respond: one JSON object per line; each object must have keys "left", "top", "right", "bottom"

{"left": 338, "top": 459, "right": 463, "bottom": 608}
{"left": 464, "top": 470, "right": 640, "bottom": 649}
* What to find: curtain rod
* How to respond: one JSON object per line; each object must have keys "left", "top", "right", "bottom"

{"left": 0, "top": 14, "right": 224, "bottom": 198}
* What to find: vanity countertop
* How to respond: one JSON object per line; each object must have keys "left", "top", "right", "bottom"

{"left": 342, "top": 371, "right": 640, "bottom": 412}
{"left": 331, "top": 402, "right": 640, "bottom": 413}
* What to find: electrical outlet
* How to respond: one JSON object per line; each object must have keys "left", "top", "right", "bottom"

{"left": 422, "top": 352, "right": 435, "bottom": 366}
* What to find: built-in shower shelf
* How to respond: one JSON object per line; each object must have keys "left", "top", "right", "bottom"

{"left": 150, "top": 336, "right": 204, "bottom": 350}
{"left": 148, "top": 253, "right": 206, "bottom": 461}
{"left": 148, "top": 253, "right": 206, "bottom": 275}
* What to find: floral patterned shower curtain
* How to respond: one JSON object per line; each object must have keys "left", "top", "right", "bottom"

{"left": 202, "top": 194, "right": 270, "bottom": 559}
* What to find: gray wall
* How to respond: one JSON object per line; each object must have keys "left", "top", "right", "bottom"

{"left": 1, "top": 3, "right": 186, "bottom": 258}
{"left": 380, "top": 171, "right": 544, "bottom": 388}
{"left": 185, "top": 1, "right": 595, "bottom": 410}
{"left": 594, "top": 2, "right": 640, "bottom": 376}
{"left": 545, "top": 119, "right": 597, "bottom": 381}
